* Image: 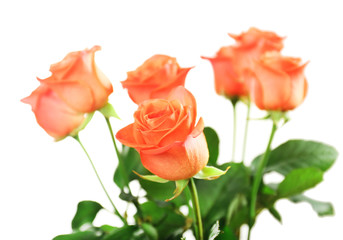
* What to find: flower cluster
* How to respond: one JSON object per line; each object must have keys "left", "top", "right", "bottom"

{"left": 22, "top": 28, "right": 336, "bottom": 240}
{"left": 203, "top": 27, "right": 308, "bottom": 111}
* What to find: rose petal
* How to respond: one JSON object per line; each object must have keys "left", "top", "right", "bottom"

{"left": 150, "top": 67, "right": 192, "bottom": 99}
{"left": 252, "top": 60, "right": 292, "bottom": 110}
{"left": 168, "top": 86, "right": 197, "bottom": 126}
{"left": 22, "top": 85, "right": 85, "bottom": 139}
{"left": 38, "top": 78, "right": 95, "bottom": 113}
{"left": 140, "top": 132, "right": 209, "bottom": 181}
{"left": 115, "top": 123, "right": 154, "bottom": 149}
{"left": 48, "top": 46, "right": 112, "bottom": 111}
{"left": 282, "top": 63, "right": 308, "bottom": 110}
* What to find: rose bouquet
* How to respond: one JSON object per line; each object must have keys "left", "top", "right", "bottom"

{"left": 22, "top": 28, "right": 337, "bottom": 240}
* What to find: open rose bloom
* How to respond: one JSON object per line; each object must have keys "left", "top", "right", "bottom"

{"left": 22, "top": 46, "right": 113, "bottom": 139}
{"left": 247, "top": 51, "right": 308, "bottom": 111}
{"left": 121, "top": 55, "right": 191, "bottom": 104}
{"left": 203, "top": 28, "right": 284, "bottom": 99}
{"left": 116, "top": 86, "right": 209, "bottom": 181}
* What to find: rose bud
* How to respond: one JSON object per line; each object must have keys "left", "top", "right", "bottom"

{"left": 203, "top": 27, "right": 284, "bottom": 99}
{"left": 121, "top": 55, "right": 191, "bottom": 104}
{"left": 247, "top": 51, "right": 308, "bottom": 111}
{"left": 116, "top": 86, "right": 209, "bottom": 181}
{"left": 22, "top": 46, "right": 113, "bottom": 139}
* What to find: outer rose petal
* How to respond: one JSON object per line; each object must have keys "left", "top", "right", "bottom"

{"left": 140, "top": 132, "right": 209, "bottom": 181}
{"left": 22, "top": 85, "right": 85, "bottom": 139}
{"left": 122, "top": 83, "right": 159, "bottom": 105}
{"left": 150, "top": 67, "right": 192, "bottom": 99}
{"left": 38, "top": 78, "right": 95, "bottom": 113}
{"left": 48, "top": 46, "right": 113, "bottom": 111}
{"left": 116, "top": 123, "right": 154, "bottom": 149}
{"left": 203, "top": 57, "right": 247, "bottom": 97}
{"left": 252, "top": 61, "right": 292, "bottom": 110}
{"left": 121, "top": 55, "right": 190, "bottom": 104}
{"left": 282, "top": 63, "right": 308, "bottom": 110}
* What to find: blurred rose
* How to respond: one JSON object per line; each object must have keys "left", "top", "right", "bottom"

{"left": 22, "top": 46, "right": 112, "bottom": 139}
{"left": 203, "top": 27, "right": 284, "bottom": 99}
{"left": 116, "top": 86, "right": 209, "bottom": 181}
{"left": 121, "top": 55, "right": 191, "bottom": 104}
{"left": 247, "top": 51, "right": 308, "bottom": 111}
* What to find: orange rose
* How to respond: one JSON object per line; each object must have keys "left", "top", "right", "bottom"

{"left": 22, "top": 46, "right": 113, "bottom": 139}
{"left": 247, "top": 51, "right": 308, "bottom": 111}
{"left": 22, "top": 84, "right": 85, "bottom": 139}
{"left": 203, "top": 27, "right": 284, "bottom": 99}
{"left": 121, "top": 55, "right": 191, "bottom": 104}
{"left": 116, "top": 86, "right": 209, "bottom": 181}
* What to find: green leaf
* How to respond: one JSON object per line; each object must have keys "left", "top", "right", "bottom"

{"left": 215, "top": 226, "right": 238, "bottom": 240}
{"left": 277, "top": 168, "right": 323, "bottom": 198}
{"left": 289, "top": 194, "right": 334, "bottom": 216}
{"left": 196, "top": 163, "right": 250, "bottom": 234}
{"left": 114, "top": 146, "right": 144, "bottom": 189}
{"left": 139, "top": 180, "right": 186, "bottom": 206}
{"left": 102, "top": 226, "right": 138, "bottom": 240}
{"left": 208, "top": 221, "right": 220, "bottom": 240}
{"left": 100, "top": 225, "right": 117, "bottom": 234}
{"left": 136, "top": 201, "right": 186, "bottom": 239}
{"left": 203, "top": 127, "right": 220, "bottom": 166}
{"left": 268, "top": 206, "right": 282, "bottom": 223}
{"left": 141, "top": 223, "right": 159, "bottom": 240}
{"left": 134, "top": 171, "right": 169, "bottom": 183}
{"left": 226, "top": 193, "right": 248, "bottom": 227}
{"left": 98, "top": 103, "right": 120, "bottom": 119}
{"left": 194, "top": 166, "right": 230, "bottom": 180}
{"left": 252, "top": 140, "right": 337, "bottom": 176}
{"left": 167, "top": 179, "right": 189, "bottom": 201}
{"left": 72, "top": 201, "right": 103, "bottom": 231}
{"left": 53, "top": 231, "right": 103, "bottom": 240}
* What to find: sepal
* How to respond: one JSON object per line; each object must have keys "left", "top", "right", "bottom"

{"left": 193, "top": 166, "right": 230, "bottom": 180}
{"left": 64, "top": 112, "right": 95, "bottom": 141}
{"left": 166, "top": 179, "right": 189, "bottom": 202}
{"left": 98, "top": 102, "right": 120, "bottom": 119}
{"left": 133, "top": 171, "right": 169, "bottom": 183}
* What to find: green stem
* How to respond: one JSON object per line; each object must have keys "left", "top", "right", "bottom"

{"left": 248, "top": 122, "right": 277, "bottom": 239}
{"left": 104, "top": 117, "right": 143, "bottom": 219}
{"left": 73, "top": 135, "right": 128, "bottom": 226}
{"left": 241, "top": 100, "right": 251, "bottom": 163}
{"left": 231, "top": 100, "right": 238, "bottom": 162}
{"left": 188, "top": 178, "right": 203, "bottom": 240}
{"left": 104, "top": 117, "right": 130, "bottom": 187}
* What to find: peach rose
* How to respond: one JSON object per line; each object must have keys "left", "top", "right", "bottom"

{"left": 22, "top": 84, "right": 85, "bottom": 139}
{"left": 247, "top": 51, "right": 308, "bottom": 111}
{"left": 121, "top": 55, "right": 191, "bottom": 104}
{"left": 116, "top": 86, "right": 209, "bottom": 181}
{"left": 203, "top": 27, "right": 284, "bottom": 99}
{"left": 22, "top": 46, "right": 113, "bottom": 139}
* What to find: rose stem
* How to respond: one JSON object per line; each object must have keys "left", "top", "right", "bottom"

{"left": 241, "top": 100, "right": 251, "bottom": 163}
{"left": 73, "top": 134, "right": 128, "bottom": 225}
{"left": 230, "top": 98, "right": 238, "bottom": 162}
{"left": 247, "top": 122, "right": 277, "bottom": 240}
{"left": 188, "top": 178, "right": 203, "bottom": 240}
{"left": 104, "top": 117, "right": 143, "bottom": 218}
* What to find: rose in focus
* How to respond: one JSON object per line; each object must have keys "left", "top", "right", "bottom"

{"left": 247, "top": 51, "right": 308, "bottom": 111}
{"left": 121, "top": 55, "right": 191, "bottom": 104}
{"left": 116, "top": 86, "right": 209, "bottom": 181}
{"left": 203, "top": 27, "right": 284, "bottom": 99}
{"left": 22, "top": 46, "right": 113, "bottom": 139}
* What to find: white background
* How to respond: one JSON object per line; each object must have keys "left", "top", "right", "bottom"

{"left": 1, "top": 0, "right": 342, "bottom": 239}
